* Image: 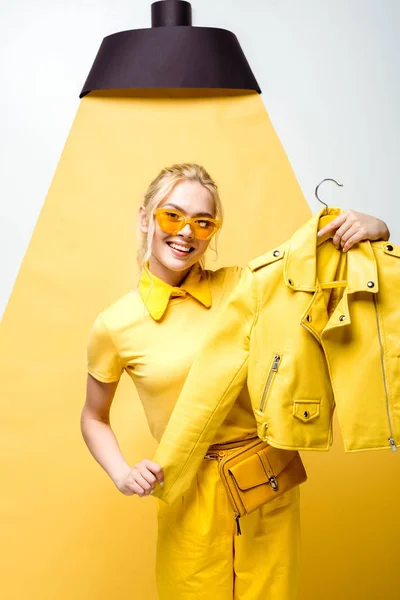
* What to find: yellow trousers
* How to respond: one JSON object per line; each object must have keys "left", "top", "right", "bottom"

{"left": 156, "top": 456, "right": 301, "bottom": 600}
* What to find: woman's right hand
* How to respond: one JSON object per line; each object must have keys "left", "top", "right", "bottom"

{"left": 116, "top": 460, "right": 164, "bottom": 497}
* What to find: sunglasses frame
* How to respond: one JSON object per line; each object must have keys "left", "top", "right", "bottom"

{"left": 154, "top": 208, "right": 221, "bottom": 240}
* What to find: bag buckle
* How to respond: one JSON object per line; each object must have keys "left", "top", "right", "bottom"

{"left": 269, "top": 476, "right": 278, "bottom": 491}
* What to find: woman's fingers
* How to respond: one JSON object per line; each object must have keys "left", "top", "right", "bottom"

{"left": 342, "top": 230, "right": 366, "bottom": 252}
{"left": 143, "top": 460, "right": 164, "bottom": 485}
{"left": 318, "top": 210, "right": 390, "bottom": 248}
{"left": 331, "top": 221, "right": 353, "bottom": 249}
{"left": 318, "top": 210, "right": 369, "bottom": 250}
{"left": 130, "top": 461, "right": 164, "bottom": 497}
{"left": 119, "top": 459, "right": 164, "bottom": 497}
{"left": 128, "top": 481, "right": 146, "bottom": 497}
{"left": 317, "top": 213, "right": 345, "bottom": 238}
{"left": 124, "top": 473, "right": 151, "bottom": 497}
{"left": 133, "top": 471, "right": 153, "bottom": 493}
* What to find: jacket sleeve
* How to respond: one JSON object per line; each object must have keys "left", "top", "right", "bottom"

{"left": 152, "top": 266, "right": 259, "bottom": 504}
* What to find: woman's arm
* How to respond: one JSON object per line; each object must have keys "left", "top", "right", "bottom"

{"left": 81, "top": 374, "right": 163, "bottom": 497}
{"left": 318, "top": 210, "right": 390, "bottom": 252}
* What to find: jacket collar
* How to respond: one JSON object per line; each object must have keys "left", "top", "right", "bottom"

{"left": 283, "top": 207, "right": 379, "bottom": 293}
{"left": 138, "top": 263, "right": 212, "bottom": 321}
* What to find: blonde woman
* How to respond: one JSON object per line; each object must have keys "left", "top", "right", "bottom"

{"left": 81, "top": 163, "right": 389, "bottom": 600}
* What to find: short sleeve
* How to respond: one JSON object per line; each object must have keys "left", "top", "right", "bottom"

{"left": 87, "top": 314, "right": 124, "bottom": 383}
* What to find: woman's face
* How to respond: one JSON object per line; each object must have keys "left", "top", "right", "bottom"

{"left": 142, "top": 180, "right": 216, "bottom": 278}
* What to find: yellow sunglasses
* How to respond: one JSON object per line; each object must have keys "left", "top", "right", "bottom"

{"left": 154, "top": 208, "right": 221, "bottom": 240}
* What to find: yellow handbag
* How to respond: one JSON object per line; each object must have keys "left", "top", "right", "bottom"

{"left": 207, "top": 437, "right": 307, "bottom": 535}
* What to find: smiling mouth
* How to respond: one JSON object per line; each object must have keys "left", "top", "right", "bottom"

{"left": 167, "top": 242, "right": 195, "bottom": 254}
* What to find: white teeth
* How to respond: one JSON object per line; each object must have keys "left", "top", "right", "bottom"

{"left": 169, "top": 243, "right": 191, "bottom": 253}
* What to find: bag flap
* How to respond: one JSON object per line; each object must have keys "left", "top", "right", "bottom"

{"left": 229, "top": 454, "right": 269, "bottom": 490}
{"left": 260, "top": 446, "right": 299, "bottom": 477}
{"left": 229, "top": 447, "right": 298, "bottom": 491}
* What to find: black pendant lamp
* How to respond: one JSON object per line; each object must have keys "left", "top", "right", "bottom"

{"left": 79, "top": 0, "right": 261, "bottom": 97}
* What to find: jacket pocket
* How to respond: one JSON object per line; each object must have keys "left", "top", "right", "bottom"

{"left": 292, "top": 399, "right": 321, "bottom": 423}
{"left": 259, "top": 353, "right": 282, "bottom": 412}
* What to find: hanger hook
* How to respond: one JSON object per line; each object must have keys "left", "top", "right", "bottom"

{"left": 315, "top": 178, "right": 343, "bottom": 215}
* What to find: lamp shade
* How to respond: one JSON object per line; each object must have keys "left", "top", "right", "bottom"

{"left": 80, "top": 0, "right": 261, "bottom": 97}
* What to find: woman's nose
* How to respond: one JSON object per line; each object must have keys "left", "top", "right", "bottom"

{"left": 179, "top": 223, "right": 194, "bottom": 238}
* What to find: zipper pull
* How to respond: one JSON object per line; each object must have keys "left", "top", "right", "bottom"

{"left": 235, "top": 514, "right": 242, "bottom": 536}
{"left": 388, "top": 437, "right": 397, "bottom": 453}
{"left": 204, "top": 453, "right": 220, "bottom": 460}
{"left": 204, "top": 451, "right": 226, "bottom": 461}
{"left": 272, "top": 355, "right": 281, "bottom": 371}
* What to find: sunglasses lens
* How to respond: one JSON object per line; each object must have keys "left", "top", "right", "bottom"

{"left": 192, "top": 220, "right": 218, "bottom": 240}
{"left": 156, "top": 211, "right": 184, "bottom": 234}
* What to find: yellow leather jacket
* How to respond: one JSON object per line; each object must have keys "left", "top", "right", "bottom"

{"left": 153, "top": 208, "right": 400, "bottom": 504}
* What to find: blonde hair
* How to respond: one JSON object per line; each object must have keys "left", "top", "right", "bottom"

{"left": 137, "top": 163, "right": 223, "bottom": 269}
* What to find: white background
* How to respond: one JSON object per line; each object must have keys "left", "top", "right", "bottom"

{"left": 1, "top": 0, "right": 399, "bottom": 318}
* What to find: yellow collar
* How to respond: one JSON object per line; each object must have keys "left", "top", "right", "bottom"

{"left": 138, "top": 263, "right": 212, "bottom": 321}
{"left": 283, "top": 207, "right": 379, "bottom": 293}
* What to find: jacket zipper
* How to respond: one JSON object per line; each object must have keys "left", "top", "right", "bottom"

{"left": 259, "top": 354, "right": 281, "bottom": 412}
{"left": 373, "top": 295, "right": 397, "bottom": 452}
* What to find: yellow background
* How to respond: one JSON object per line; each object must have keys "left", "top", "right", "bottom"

{"left": 0, "top": 90, "right": 398, "bottom": 598}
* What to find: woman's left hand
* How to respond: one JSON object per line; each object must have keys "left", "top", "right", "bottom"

{"left": 317, "top": 210, "right": 390, "bottom": 252}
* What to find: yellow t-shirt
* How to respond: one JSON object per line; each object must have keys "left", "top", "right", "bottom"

{"left": 87, "top": 263, "right": 256, "bottom": 443}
